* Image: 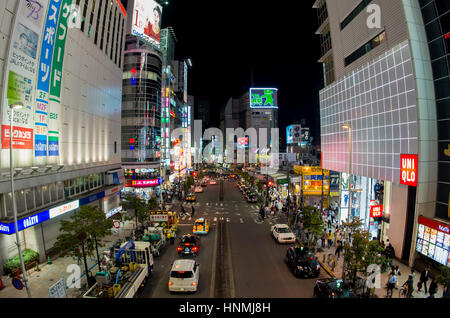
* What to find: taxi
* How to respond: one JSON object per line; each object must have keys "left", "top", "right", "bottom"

{"left": 185, "top": 193, "right": 196, "bottom": 202}
{"left": 192, "top": 218, "right": 210, "bottom": 235}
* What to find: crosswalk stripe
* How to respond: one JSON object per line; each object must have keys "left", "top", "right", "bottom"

{"left": 214, "top": 217, "right": 217, "bottom": 222}
{"left": 240, "top": 218, "right": 243, "bottom": 223}
{"left": 220, "top": 203, "right": 223, "bottom": 207}
{"left": 226, "top": 218, "right": 230, "bottom": 222}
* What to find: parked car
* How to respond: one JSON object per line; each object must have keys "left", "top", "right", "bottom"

{"left": 313, "top": 278, "right": 357, "bottom": 298}
{"left": 177, "top": 234, "right": 200, "bottom": 256}
{"left": 285, "top": 246, "right": 320, "bottom": 278}
{"left": 209, "top": 180, "right": 217, "bottom": 185}
{"left": 168, "top": 259, "right": 200, "bottom": 293}
{"left": 270, "top": 224, "right": 296, "bottom": 243}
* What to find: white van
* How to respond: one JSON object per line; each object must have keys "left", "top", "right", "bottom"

{"left": 168, "top": 259, "right": 200, "bottom": 292}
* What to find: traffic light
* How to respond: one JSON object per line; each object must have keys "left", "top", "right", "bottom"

{"left": 193, "top": 172, "right": 197, "bottom": 177}
{"left": 268, "top": 181, "right": 273, "bottom": 187}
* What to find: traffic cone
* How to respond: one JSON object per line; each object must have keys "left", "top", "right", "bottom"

{"left": 47, "top": 256, "right": 52, "bottom": 264}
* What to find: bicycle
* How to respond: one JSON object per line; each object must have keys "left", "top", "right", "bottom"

{"left": 399, "top": 285, "right": 410, "bottom": 298}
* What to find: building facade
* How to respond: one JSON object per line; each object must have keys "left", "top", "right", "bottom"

{"left": 314, "top": 0, "right": 449, "bottom": 267}
{"left": 0, "top": 0, "right": 126, "bottom": 270}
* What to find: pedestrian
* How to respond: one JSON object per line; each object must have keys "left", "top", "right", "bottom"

{"left": 327, "top": 214, "right": 332, "bottom": 228}
{"left": 321, "top": 231, "right": 327, "bottom": 248}
{"left": 386, "top": 273, "right": 397, "bottom": 298}
{"left": 191, "top": 206, "right": 195, "bottom": 218}
{"left": 271, "top": 205, "right": 275, "bottom": 218}
{"left": 335, "top": 241, "right": 343, "bottom": 258}
{"left": 402, "top": 275, "right": 414, "bottom": 298}
{"left": 418, "top": 266, "right": 429, "bottom": 293}
{"left": 327, "top": 230, "right": 333, "bottom": 248}
{"left": 260, "top": 206, "right": 266, "bottom": 221}
{"left": 428, "top": 278, "right": 438, "bottom": 297}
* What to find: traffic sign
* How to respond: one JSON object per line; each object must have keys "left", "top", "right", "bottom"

{"left": 11, "top": 277, "right": 23, "bottom": 290}
{"left": 113, "top": 220, "right": 120, "bottom": 229}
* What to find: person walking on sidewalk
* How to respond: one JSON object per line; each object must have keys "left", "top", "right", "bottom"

{"left": 386, "top": 273, "right": 397, "bottom": 298}
{"left": 335, "top": 241, "right": 343, "bottom": 258}
{"left": 428, "top": 278, "right": 438, "bottom": 298}
{"left": 327, "top": 214, "right": 332, "bottom": 229}
{"left": 327, "top": 230, "right": 333, "bottom": 248}
{"left": 321, "top": 231, "right": 327, "bottom": 249}
{"left": 191, "top": 206, "right": 195, "bottom": 218}
{"left": 418, "top": 266, "right": 430, "bottom": 294}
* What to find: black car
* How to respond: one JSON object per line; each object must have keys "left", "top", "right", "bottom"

{"left": 285, "top": 246, "right": 320, "bottom": 278}
{"left": 247, "top": 193, "right": 257, "bottom": 203}
{"left": 313, "top": 278, "right": 357, "bottom": 298}
{"left": 177, "top": 234, "right": 200, "bottom": 256}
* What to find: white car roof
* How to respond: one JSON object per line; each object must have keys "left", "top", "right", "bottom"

{"left": 172, "top": 259, "right": 196, "bottom": 272}
{"left": 275, "top": 224, "right": 289, "bottom": 228}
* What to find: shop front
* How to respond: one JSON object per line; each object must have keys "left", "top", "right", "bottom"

{"left": 301, "top": 167, "right": 329, "bottom": 208}
{"left": 122, "top": 178, "right": 164, "bottom": 201}
{"left": 338, "top": 172, "right": 388, "bottom": 238}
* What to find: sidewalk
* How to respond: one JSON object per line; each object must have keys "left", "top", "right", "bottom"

{"left": 0, "top": 226, "right": 134, "bottom": 298}
{"left": 308, "top": 222, "right": 446, "bottom": 298}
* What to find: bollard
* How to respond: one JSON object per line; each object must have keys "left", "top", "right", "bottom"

{"left": 47, "top": 256, "right": 52, "bottom": 264}
{"left": 35, "top": 261, "right": 40, "bottom": 272}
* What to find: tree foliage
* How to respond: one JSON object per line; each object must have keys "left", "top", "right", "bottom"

{"left": 299, "top": 205, "right": 325, "bottom": 250}
{"left": 53, "top": 205, "right": 113, "bottom": 287}
{"left": 342, "top": 229, "right": 385, "bottom": 286}
{"left": 121, "top": 193, "right": 149, "bottom": 226}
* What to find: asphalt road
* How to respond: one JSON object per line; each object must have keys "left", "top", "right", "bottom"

{"left": 139, "top": 178, "right": 329, "bottom": 298}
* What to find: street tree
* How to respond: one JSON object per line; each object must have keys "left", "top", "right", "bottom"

{"left": 53, "top": 205, "right": 113, "bottom": 288}
{"left": 121, "top": 193, "right": 147, "bottom": 227}
{"left": 342, "top": 228, "right": 385, "bottom": 289}
{"left": 87, "top": 206, "right": 114, "bottom": 266}
{"left": 299, "top": 205, "right": 325, "bottom": 251}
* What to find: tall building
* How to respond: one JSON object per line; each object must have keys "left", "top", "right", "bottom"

{"left": 0, "top": 0, "right": 127, "bottom": 270}
{"left": 314, "top": 0, "right": 449, "bottom": 267}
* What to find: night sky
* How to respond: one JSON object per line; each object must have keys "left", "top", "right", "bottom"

{"left": 124, "top": 0, "right": 324, "bottom": 144}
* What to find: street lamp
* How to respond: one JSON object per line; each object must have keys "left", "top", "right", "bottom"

{"left": 342, "top": 124, "right": 352, "bottom": 223}
{"left": 9, "top": 102, "right": 32, "bottom": 298}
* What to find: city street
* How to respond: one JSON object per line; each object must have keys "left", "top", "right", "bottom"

{"left": 140, "top": 178, "right": 328, "bottom": 298}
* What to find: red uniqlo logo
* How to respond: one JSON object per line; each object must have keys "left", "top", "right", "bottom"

{"left": 370, "top": 205, "right": 383, "bottom": 218}
{"left": 400, "top": 154, "right": 418, "bottom": 187}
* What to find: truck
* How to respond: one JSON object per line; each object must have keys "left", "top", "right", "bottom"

{"left": 83, "top": 241, "right": 153, "bottom": 298}
{"left": 142, "top": 226, "right": 166, "bottom": 256}
{"left": 148, "top": 211, "right": 179, "bottom": 239}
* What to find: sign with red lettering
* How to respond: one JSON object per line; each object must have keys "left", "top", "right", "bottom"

{"left": 370, "top": 205, "right": 383, "bottom": 218}
{"left": 127, "top": 179, "right": 160, "bottom": 188}
{"left": 2, "top": 125, "right": 33, "bottom": 149}
{"left": 400, "top": 154, "right": 418, "bottom": 187}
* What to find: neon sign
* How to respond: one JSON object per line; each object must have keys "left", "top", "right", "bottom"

{"left": 250, "top": 88, "right": 278, "bottom": 108}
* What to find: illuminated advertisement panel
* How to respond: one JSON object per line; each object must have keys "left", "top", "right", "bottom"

{"left": 286, "top": 125, "right": 293, "bottom": 144}
{"left": 416, "top": 216, "right": 450, "bottom": 267}
{"left": 131, "top": 0, "right": 162, "bottom": 46}
{"left": 250, "top": 88, "right": 278, "bottom": 108}
{"left": 237, "top": 137, "right": 248, "bottom": 149}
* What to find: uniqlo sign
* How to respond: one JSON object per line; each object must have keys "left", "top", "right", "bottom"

{"left": 370, "top": 205, "right": 383, "bottom": 218}
{"left": 400, "top": 154, "right": 418, "bottom": 187}
{"left": 2, "top": 125, "right": 33, "bottom": 149}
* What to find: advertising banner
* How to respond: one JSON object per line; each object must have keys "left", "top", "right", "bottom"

{"left": 370, "top": 205, "right": 383, "bottom": 218}
{"left": 250, "top": 88, "right": 278, "bottom": 108}
{"left": 1, "top": 0, "right": 49, "bottom": 166}
{"left": 329, "top": 171, "right": 340, "bottom": 196}
{"left": 1, "top": 125, "right": 34, "bottom": 149}
{"left": 131, "top": 0, "right": 163, "bottom": 47}
{"left": 48, "top": 0, "right": 72, "bottom": 158}
{"left": 35, "top": 0, "right": 64, "bottom": 158}
{"left": 416, "top": 216, "right": 450, "bottom": 267}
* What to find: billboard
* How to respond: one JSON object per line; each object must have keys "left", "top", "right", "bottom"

{"left": 286, "top": 125, "right": 293, "bottom": 144}
{"left": 416, "top": 216, "right": 450, "bottom": 267}
{"left": 131, "top": 0, "right": 163, "bottom": 46}
{"left": 250, "top": 88, "right": 278, "bottom": 108}
{"left": 237, "top": 137, "right": 248, "bottom": 149}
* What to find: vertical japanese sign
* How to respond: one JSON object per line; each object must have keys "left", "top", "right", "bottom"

{"left": 1, "top": 0, "right": 49, "bottom": 167}
{"left": 48, "top": 0, "right": 72, "bottom": 159}
{"left": 35, "top": 0, "right": 63, "bottom": 158}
